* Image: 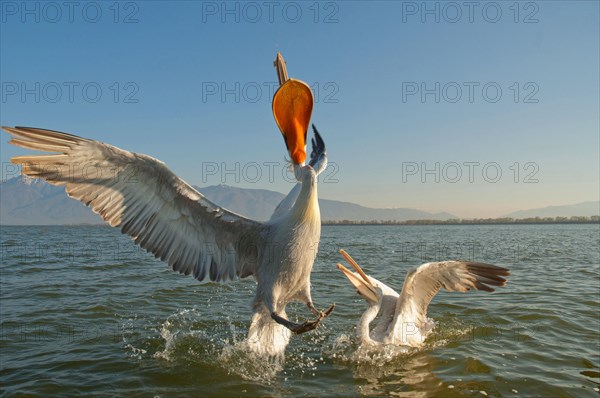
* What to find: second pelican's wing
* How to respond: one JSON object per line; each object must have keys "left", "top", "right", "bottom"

{"left": 395, "top": 261, "right": 510, "bottom": 326}
{"left": 4, "top": 126, "right": 263, "bottom": 282}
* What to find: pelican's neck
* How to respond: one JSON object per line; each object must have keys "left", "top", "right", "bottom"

{"left": 358, "top": 303, "right": 380, "bottom": 345}
{"left": 289, "top": 168, "right": 319, "bottom": 223}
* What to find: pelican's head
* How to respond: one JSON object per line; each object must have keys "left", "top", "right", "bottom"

{"left": 338, "top": 249, "right": 394, "bottom": 345}
{"left": 272, "top": 54, "right": 314, "bottom": 166}
{"left": 336, "top": 249, "right": 384, "bottom": 306}
{"left": 291, "top": 125, "right": 326, "bottom": 183}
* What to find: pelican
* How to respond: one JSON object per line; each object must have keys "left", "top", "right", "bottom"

{"left": 2, "top": 54, "right": 334, "bottom": 357}
{"left": 336, "top": 250, "right": 509, "bottom": 347}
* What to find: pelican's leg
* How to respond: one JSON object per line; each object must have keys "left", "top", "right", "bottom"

{"left": 307, "top": 302, "right": 320, "bottom": 316}
{"left": 271, "top": 304, "right": 335, "bottom": 335}
{"left": 307, "top": 301, "right": 336, "bottom": 318}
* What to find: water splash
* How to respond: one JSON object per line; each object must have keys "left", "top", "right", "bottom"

{"left": 152, "top": 308, "right": 212, "bottom": 361}
{"left": 327, "top": 334, "right": 414, "bottom": 366}
{"left": 218, "top": 341, "right": 285, "bottom": 383}
{"left": 123, "top": 307, "right": 288, "bottom": 383}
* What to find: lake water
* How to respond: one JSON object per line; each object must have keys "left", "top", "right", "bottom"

{"left": 1, "top": 224, "right": 599, "bottom": 397}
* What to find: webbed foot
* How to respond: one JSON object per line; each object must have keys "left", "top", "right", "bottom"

{"left": 271, "top": 304, "right": 335, "bottom": 335}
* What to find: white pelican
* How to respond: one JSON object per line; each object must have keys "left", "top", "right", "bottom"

{"left": 2, "top": 54, "right": 334, "bottom": 357}
{"left": 336, "top": 250, "right": 509, "bottom": 347}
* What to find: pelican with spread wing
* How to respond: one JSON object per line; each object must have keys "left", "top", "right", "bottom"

{"left": 336, "top": 250, "right": 509, "bottom": 347}
{"left": 3, "top": 54, "right": 333, "bottom": 357}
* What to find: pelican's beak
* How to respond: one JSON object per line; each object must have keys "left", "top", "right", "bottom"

{"left": 272, "top": 53, "right": 314, "bottom": 165}
{"left": 337, "top": 249, "right": 378, "bottom": 303}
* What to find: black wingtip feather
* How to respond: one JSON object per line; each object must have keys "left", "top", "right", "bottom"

{"left": 311, "top": 125, "right": 325, "bottom": 149}
{"left": 464, "top": 262, "right": 510, "bottom": 292}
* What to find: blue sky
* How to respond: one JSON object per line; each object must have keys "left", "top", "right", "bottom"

{"left": 1, "top": 1, "right": 598, "bottom": 218}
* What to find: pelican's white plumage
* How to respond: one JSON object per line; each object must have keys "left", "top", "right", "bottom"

{"left": 337, "top": 250, "right": 510, "bottom": 347}
{"left": 3, "top": 125, "right": 332, "bottom": 357}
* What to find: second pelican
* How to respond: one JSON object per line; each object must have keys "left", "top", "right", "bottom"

{"left": 336, "top": 250, "right": 510, "bottom": 347}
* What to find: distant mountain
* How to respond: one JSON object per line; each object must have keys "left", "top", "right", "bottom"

{"left": 0, "top": 176, "right": 103, "bottom": 225}
{"left": 318, "top": 199, "right": 455, "bottom": 222}
{"left": 503, "top": 201, "right": 600, "bottom": 218}
{"left": 194, "top": 184, "right": 285, "bottom": 221}
{"left": 196, "top": 184, "right": 455, "bottom": 222}
{"left": 0, "top": 177, "right": 457, "bottom": 225}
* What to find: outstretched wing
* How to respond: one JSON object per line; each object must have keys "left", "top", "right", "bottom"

{"left": 4, "top": 126, "right": 263, "bottom": 282}
{"left": 270, "top": 125, "right": 326, "bottom": 221}
{"left": 396, "top": 261, "right": 510, "bottom": 326}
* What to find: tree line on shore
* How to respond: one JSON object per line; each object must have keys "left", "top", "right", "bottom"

{"left": 323, "top": 215, "right": 600, "bottom": 225}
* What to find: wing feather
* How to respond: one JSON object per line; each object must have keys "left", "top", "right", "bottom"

{"left": 396, "top": 261, "right": 510, "bottom": 326}
{"left": 4, "top": 126, "right": 263, "bottom": 282}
